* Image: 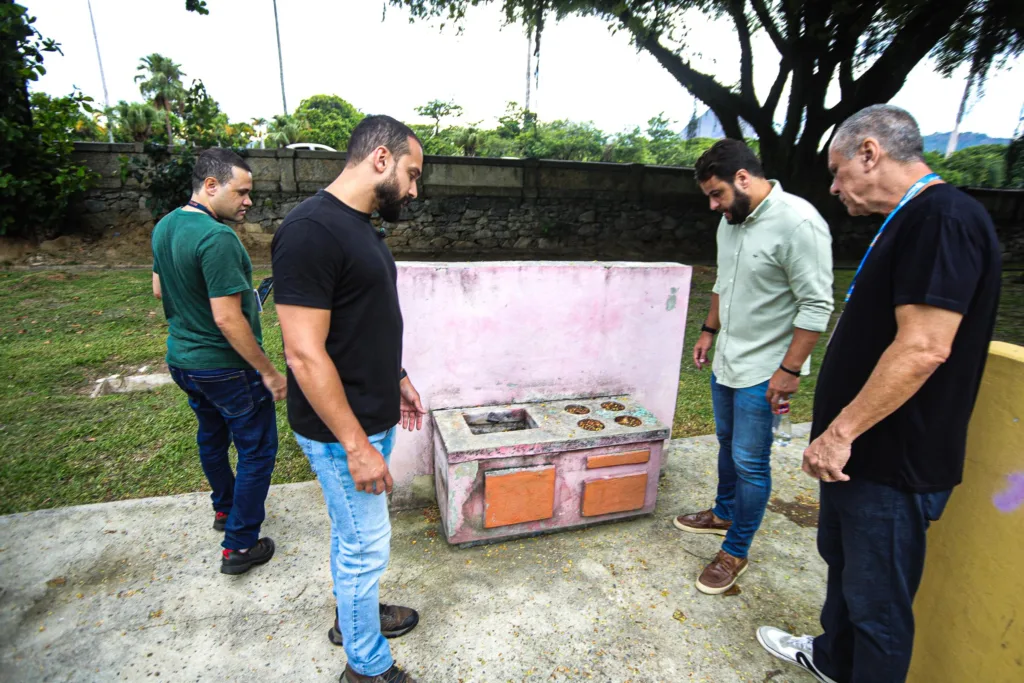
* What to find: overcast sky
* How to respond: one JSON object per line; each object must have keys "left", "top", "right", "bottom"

{"left": 23, "top": 0, "right": 1024, "bottom": 139}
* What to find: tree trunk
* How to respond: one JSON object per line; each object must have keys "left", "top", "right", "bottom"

{"left": 164, "top": 103, "right": 174, "bottom": 146}
{"left": 946, "top": 72, "right": 974, "bottom": 157}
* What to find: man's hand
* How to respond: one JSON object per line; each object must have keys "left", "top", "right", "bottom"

{"left": 802, "top": 425, "right": 852, "bottom": 483}
{"left": 399, "top": 377, "right": 426, "bottom": 431}
{"left": 693, "top": 331, "right": 714, "bottom": 370}
{"left": 262, "top": 368, "right": 287, "bottom": 401}
{"left": 766, "top": 368, "right": 800, "bottom": 412}
{"left": 347, "top": 438, "right": 393, "bottom": 495}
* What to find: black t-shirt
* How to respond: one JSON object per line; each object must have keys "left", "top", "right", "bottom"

{"left": 271, "top": 191, "right": 403, "bottom": 441}
{"left": 812, "top": 183, "right": 1002, "bottom": 492}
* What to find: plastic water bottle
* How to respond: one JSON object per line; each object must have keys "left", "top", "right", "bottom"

{"left": 773, "top": 400, "right": 792, "bottom": 448}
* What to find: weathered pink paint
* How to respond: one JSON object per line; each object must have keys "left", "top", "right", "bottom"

{"left": 390, "top": 261, "right": 692, "bottom": 508}
{"left": 432, "top": 396, "right": 670, "bottom": 545}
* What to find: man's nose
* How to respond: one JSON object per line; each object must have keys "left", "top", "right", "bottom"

{"left": 709, "top": 198, "right": 720, "bottom": 211}
{"left": 408, "top": 181, "right": 418, "bottom": 200}
{"left": 829, "top": 180, "right": 840, "bottom": 196}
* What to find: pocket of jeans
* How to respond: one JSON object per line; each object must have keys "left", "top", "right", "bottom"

{"left": 191, "top": 371, "right": 254, "bottom": 418}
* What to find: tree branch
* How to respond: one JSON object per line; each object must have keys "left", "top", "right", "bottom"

{"left": 726, "top": 0, "right": 756, "bottom": 106}
{"left": 749, "top": 0, "right": 789, "bottom": 57}
{"left": 826, "top": 0, "right": 973, "bottom": 127}
{"left": 765, "top": 58, "right": 791, "bottom": 121}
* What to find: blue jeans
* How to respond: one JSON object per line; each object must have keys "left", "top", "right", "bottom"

{"left": 813, "top": 478, "right": 952, "bottom": 683}
{"left": 710, "top": 373, "right": 774, "bottom": 559}
{"left": 169, "top": 366, "right": 278, "bottom": 551}
{"left": 295, "top": 428, "right": 397, "bottom": 677}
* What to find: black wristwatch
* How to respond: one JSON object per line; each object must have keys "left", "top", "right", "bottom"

{"left": 779, "top": 364, "right": 801, "bottom": 377}
{"left": 701, "top": 324, "right": 719, "bottom": 335}
{"left": 399, "top": 368, "right": 408, "bottom": 381}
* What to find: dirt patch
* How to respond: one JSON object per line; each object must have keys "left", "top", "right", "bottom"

{"left": 767, "top": 492, "right": 820, "bottom": 528}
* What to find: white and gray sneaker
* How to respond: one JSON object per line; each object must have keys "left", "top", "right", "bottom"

{"left": 756, "top": 626, "right": 838, "bottom": 683}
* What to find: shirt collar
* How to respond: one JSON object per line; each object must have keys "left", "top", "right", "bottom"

{"left": 741, "top": 180, "right": 782, "bottom": 226}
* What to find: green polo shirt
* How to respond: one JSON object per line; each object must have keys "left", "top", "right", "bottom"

{"left": 152, "top": 208, "right": 262, "bottom": 370}
{"left": 712, "top": 181, "right": 834, "bottom": 389}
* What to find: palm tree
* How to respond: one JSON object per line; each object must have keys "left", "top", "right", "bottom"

{"left": 264, "top": 115, "right": 310, "bottom": 148}
{"left": 134, "top": 53, "right": 186, "bottom": 145}
{"left": 112, "top": 101, "right": 160, "bottom": 142}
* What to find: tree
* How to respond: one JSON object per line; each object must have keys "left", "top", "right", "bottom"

{"left": 1, "top": 3, "right": 96, "bottom": 238}
{"left": 925, "top": 145, "right": 1008, "bottom": 188}
{"left": 294, "top": 94, "right": 364, "bottom": 150}
{"left": 135, "top": 53, "right": 186, "bottom": 145}
{"left": 110, "top": 100, "right": 161, "bottom": 142}
{"left": 1007, "top": 135, "right": 1024, "bottom": 189}
{"left": 391, "top": 0, "right": 1024, "bottom": 211}
{"left": 264, "top": 114, "right": 311, "bottom": 148}
{"left": 415, "top": 98, "right": 463, "bottom": 136}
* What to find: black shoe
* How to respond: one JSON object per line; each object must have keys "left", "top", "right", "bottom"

{"left": 220, "top": 537, "right": 275, "bottom": 575}
{"left": 213, "top": 511, "right": 229, "bottom": 531}
{"left": 341, "top": 663, "right": 417, "bottom": 683}
{"left": 329, "top": 603, "right": 420, "bottom": 646}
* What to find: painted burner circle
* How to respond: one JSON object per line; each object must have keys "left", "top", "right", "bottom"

{"left": 615, "top": 416, "right": 643, "bottom": 427}
{"left": 565, "top": 405, "right": 591, "bottom": 415}
{"left": 600, "top": 401, "right": 626, "bottom": 411}
{"left": 577, "top": 418, "right": 605, "bottom": 431}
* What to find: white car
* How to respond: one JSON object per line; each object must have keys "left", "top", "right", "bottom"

{"left": 285, "top": 142, "right": 337, "bottom": 152}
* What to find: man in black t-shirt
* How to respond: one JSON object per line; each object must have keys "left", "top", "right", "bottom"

{"left": 756, "top": 105, "right": 1001, "bottom": 683}
{"left": 272, "top": 116, "right": 426, "bottom": 683}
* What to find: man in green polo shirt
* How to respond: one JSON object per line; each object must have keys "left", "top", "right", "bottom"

{"left": 152, "top": 148, "right": 286, "bottom": 575}
{"left": 673, "top": 139, "right": 834, "bottom": 595}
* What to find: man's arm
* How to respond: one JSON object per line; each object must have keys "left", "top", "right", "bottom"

{"left": 276, "top": 304, "right": 393, "bottom": 495}
{"left": 209, "top": 295, "right": 286, "bottom": 400}
{"left": 694, "top": 293, "right": 720, "bottom": 370}
{"left": 802, "top": 304, "right": 963, "bottom": 481}
{"left": 767, "top": 219, "right": 834, "bottom": 408}
{"left": 152, "top": 272, "right": 161, "bottom": 300}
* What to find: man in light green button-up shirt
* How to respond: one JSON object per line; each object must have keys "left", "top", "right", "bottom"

{"left": 673, "top": 140, "right": 834, "bottom": 596}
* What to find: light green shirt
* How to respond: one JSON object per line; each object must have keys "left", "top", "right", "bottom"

{"left": 712, "top": 181, "right": 834, "bottom": 389}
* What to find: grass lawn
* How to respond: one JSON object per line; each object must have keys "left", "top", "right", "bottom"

{"left": 1, "top": 267, "right": 1022, "bottom": 515}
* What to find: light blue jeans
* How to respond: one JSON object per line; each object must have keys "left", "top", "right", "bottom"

{"left": 295, "top": 427, "right": 397, "bottom": 677}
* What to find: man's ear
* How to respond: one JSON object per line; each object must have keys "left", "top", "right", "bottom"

{"left": 860, "top": 138, "right": 881, "bottom": 171}
{"left": 733, "top": 170, "right": 750, "bottom": 191}
{"left": 203, "top": 176, "right": 218, "bottom": 195}
{"left": 372, "top": 146, "right": 390, "bottom": 174}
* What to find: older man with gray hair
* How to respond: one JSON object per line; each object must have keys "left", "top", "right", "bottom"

{"left": 756, "top": 105, "right": 1002, "bottom": 682}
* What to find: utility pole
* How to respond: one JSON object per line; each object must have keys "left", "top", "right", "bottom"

{"left": 272, "top": 0, "right": 288, "bottom": 115}
{"left": 945, "top": 71, "right": 975, "bottom": 157}
{"left": 86, "top": 0, "right": 114, "bottom": 142}
{"left": 525, "top": 27, "right": 532, "bottom": 112}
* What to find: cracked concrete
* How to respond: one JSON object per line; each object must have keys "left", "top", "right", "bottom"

{"left": 0, "top": 428, "right": 824, "bottom": 683}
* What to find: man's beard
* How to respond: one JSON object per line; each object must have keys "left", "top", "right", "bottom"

{"left": 375, "top": 168, "right": 406, "bottom": 223}
{"left": 725, "top": 188, "right": 753, "bottom": 225}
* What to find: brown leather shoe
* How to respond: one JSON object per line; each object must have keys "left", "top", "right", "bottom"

{"left": 329, "top": 603, "right": 420, "bottom": 646}
{"left": 341, "top": 663, "right": 417, "bottom": 683}
{"left": 673, "top": 509, "right": 732, "bottom": 536}
{"left": 696, "top": 549, "right": 749, "bottom": 595}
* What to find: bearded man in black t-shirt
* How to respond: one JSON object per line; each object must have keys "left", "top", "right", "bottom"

{"left": 755, "top": 105, "right": 1002, "bottom": 683}
{"left": 272, "top": 116, "right": 426, "bottom": 683}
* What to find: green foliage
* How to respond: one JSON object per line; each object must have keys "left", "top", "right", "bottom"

{"left": 293, "top": 94, "right": 364, "bottom": 150}
{"left": 180, "top": 80, "right": 254, "bottom": 148}
{"left": 925, "top": 145, "right": 1008, "bottom": 188}
{"left": 1006, "top": 135, "right": 1024, "bottom": 189}
{"left": 122, "top": 144, "right": 196, "bottom": 218}
{"left": 134, "top": 53, "right": 186, "bottom": 144}
{"left": 0, "top": 4, "right": 96, "bottom": 239}
{"left": 264, "top": 114, "right": 311, "bottom": 148}
{"left": 415, "top": 98, "right": 463, "bottom": 136}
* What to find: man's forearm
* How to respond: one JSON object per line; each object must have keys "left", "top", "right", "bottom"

{"left": 287, "top": 348, "right": 366, "bottom": 449}
{"left": 829, "top": 341, "right": 945, "bottom": 442}
{"left": 216, "top": 316, "right": 277, "bottom": 376}
{"left": 781, "top": 328, "right": 821, "bottom": 371}
{"left": 705, "top": 294, "right": 721, "bottom": 329}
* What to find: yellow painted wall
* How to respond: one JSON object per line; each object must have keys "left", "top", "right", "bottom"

{"left": 909, "top": 342, "right": 1024, "bottom": 683}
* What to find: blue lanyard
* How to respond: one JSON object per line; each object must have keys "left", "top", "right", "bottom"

{"left": 186, "top": 200, "right": 219, "bottom": 221}
{"left": 845, "top": 173, "right": 940, "bottom": 303}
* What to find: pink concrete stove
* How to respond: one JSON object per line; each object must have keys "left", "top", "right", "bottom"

{"left": 432, "top": 396, "right": 670, "bottom": 546}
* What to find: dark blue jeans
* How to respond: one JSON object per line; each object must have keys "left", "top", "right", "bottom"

{"left": 813, "top": 478, "right": 952, "bottom": 683}
{"left": 169, "top": 366, "right": 278, "bottom": 551}
{"left": 710, "top": 373, "right": 774, "bottom": 558}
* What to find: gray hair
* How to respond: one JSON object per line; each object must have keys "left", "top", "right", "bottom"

{"left": 831, "top": 104, "right": 925, "bottom": 163}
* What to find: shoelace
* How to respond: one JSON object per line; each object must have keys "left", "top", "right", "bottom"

{"left": 786, "top": 634, "right": 816, "bottom": 652}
